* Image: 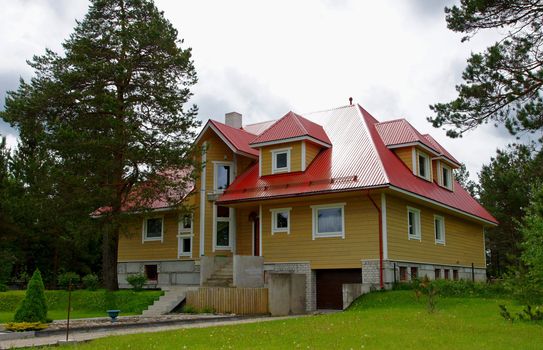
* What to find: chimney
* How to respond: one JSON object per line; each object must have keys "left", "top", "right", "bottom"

{"left": 225, "top": 111, "right": 242, "bottom": 129}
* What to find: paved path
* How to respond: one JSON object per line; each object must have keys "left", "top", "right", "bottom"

{"left": 0, "top": 315, "right": 301, "bottom": 349}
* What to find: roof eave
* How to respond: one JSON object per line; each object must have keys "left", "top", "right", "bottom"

{"left": 250, "top": 135, "right": 332, "bottom": 149}
{"left": 195, "top": 121, "right": 258, "bottom": 159}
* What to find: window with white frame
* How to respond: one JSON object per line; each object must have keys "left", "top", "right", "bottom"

{"left": 417, "top": 152, "right": 431, "bottom": 180}
{"left": 143, "top": 217, "right": 163, "bottom": 242}
{"left": 271, "top": 148, "right": 290, "bottom": 174}
{"left": 434, "top": 215, "right": 445, "bottom": 244}
{"left": 215, "top": 205, "right": 232, "bottom": 249}
{"left": 270, "top": 208, "right": 291, "bottom": 234}
{"left": 178, "top": 214, "right": 192, "bottom": 257}
{"left": 441, "top": 164, "right": 453, "bottom": 190}
{"left": 214, "top": 162, "right": 232, "bottom": 192}
{"left": 311, "top": 203, "right": 345, "bottom": 239}
{"left": 407, "top": 207, "right": 421, "bottom": 240}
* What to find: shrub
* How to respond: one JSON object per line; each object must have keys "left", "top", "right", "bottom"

{"left": 201, "top": 306, "right": 215, "bottom": 314}
{"left": 82, "top": 274, "right": 100, "bottom": 291}
{"left": 414, "top": 276, "right": 439, "bottom": 313}
{"left": 126, "top": 274, "right": 147, "bottom": 291}
{"left": 0, "top": 283, "right": 7, "bottom": 292}
{"left": 5, "top": 322, "right": 48, "bottom": 332}
{"left": 58, "top": 272, "right": 81, "bottom": 290}
{"left": 13, "top": 269, "right": 48, "bottom": 323}
{"left": 182, "top": 305, "right": 197, "bottom": 314}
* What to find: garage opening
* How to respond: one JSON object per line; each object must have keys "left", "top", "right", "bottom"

{"left": 316, "top": 269, "right": 362, "bottom": 310}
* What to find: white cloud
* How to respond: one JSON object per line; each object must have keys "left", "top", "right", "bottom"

{"left": 0, "top": 0, "right": 518, "bottom": 181}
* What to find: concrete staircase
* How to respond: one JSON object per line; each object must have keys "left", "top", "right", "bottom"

{"left": 203, "top": 260, "right": 233, "bottom": 287}
{"left": 141, "top": 286, "right": 197, "bottom": 317}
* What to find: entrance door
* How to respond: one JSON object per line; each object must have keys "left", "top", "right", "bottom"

{"left": 253, "top": 217, "right": 260, "bottom": 256}
{"left": 316, "top": 269, "right": 362, "bottom": 309}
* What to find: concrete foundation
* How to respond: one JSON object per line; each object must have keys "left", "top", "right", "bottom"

{"left": 361, "top": 259, "right": 486, "bottom": 285}
{"left": 342, "top": 283, "right": 371, "bottom": 310}
{"left": 267, "top": 273, "right": 307, "bottom": 316}
{"left": 264, "top": 262, "right": 315, "bottom": 312}
{"left": 233, "top": 255, "right": 264, "bottom": 288}
{"left": 117, "top": 260, "right": 199, "bottom": 289}
{"left": 199, "top": 256, "right": 230, "bottom": 285}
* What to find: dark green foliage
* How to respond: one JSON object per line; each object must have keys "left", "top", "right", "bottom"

{"left": 82, "top": 274, "right": 100, "bottom": 291}
{"left": 477, "top": 144, "right": 543, "bottom": 276}
{"left": 126, "top": 274, "right": 147, "bottom": 291}
{"left": 499, "top": 304, "right": 543, "bottom": 323}
{"left": 394, "top": 279, "right": 508, "bottom": 299}
{"left": 0, "top": 0, "right": 200, "bottom": 291}
{"left": 454, "top": 163, "right": 478, "bottom": 197}
{"left": 13, "top": 269, "right": 48, "bottom": 323}
{"left": 57, "top": 272, "right": 81, "bottom": 290}
{"left": 429, "top": 1, "right": 543, "bottom": 138}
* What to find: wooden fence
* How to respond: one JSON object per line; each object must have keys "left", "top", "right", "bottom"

{"left": 186, "top": 287, "right": 269, "bottom": 315}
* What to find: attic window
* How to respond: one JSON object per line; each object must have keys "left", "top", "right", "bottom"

{"left": 441, "top": 164, "right": 453, "bottom": 190}
{"left": 271, "top": 148, "right": 291, "bottom": 174}
{"left": 417, "top": 152, "right": 430, "bottom": 181}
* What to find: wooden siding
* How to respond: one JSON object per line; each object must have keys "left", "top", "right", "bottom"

{"left": 260, "top": 141, "right": 302, "bottom": 176}
{"left": 236, "top": 207, "right": 257, "bottom": 256}
{"left": 260, "top": 193, "right": 380, "bottom": 269}
{"left": 393, "top": 147, "right": 413, "bottom": 172}
{"left": 118, "top": 212, "right": 180, "bottom": 262}
{"left": 186, "top": 287, "right": 268, "bottom": 315}
{"left": 305, "top": 142, "right": 321, "bottom": 170}
{"left": 386, "top": 194, "right": 485, "bottom": 268}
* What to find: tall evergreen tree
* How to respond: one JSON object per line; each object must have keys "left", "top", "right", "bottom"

{"left": 429, "top": 0, "right": 543, "bottom": 138}
{"left": 478, "top": 143, "right": 543, "bottom": 276}
{"left": 1, "top": 0, "right": 200, "bottom": 290}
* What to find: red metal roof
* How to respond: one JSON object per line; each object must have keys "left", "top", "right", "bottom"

{"left": 249, "top": 111, "right": 331, "bottom": 147}
{"left": 217, "top": 105, "right": 497, "bottom": 225}
{"left": 207, "top": 120, "right": 259, "bottom": 157}
{"left": 375, "top": 119, "right": 438, "bottom": 152}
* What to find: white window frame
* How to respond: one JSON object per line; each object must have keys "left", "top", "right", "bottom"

{"left": 407, "top": 207, "right": 421, "bottom": 240}
{"left": 270, "top": 208, "right": 292, "bottom": 235}
{"left": 440, "top": 162, "right": 453, "bottom": 190}
{"left": 142, "top": 216, "right": 164, "bottom": 243}
{"left": 311, "top": 203, "right": 346, "bottom": 239}
{"left": 213, "top": 205, "right": 233, "bottom": 251}
{"left": 177, "top": 214, "right": 193, "bottom": 258}
{"left": 271, "top": 148, "right": 291, "bottom": 174}
{"left": 213, "top": 161, "right": 233, "bottom": 193}
{"left": 417, "top": 151, "right": 431, "bottom": 181}
{"left": 434, "top": 215, "right": 446, "bottom": 245}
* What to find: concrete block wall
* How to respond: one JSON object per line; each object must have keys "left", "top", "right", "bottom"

{"left": 361, "top": 259, "right": 486, "bottom": 286}
{"left": 264, "top": 262, "right": 316, "bottom": 312}
{"left": 117, "top": 260, "right": 200, "bottom": 289}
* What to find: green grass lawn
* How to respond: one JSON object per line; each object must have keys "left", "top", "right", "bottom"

{"left": 0, "top": 290, "right": 162, "bottom": 323}
{"left": 53, "top": 290, "right": 542, "bottom": 350}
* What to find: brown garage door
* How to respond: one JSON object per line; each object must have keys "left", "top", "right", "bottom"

{"left": 316, "top": 269, "right": 362, "bottom": 309}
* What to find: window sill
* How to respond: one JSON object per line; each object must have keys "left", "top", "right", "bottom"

{"left": 143, "top": 237, "right": 163, "bottom": 243}
{"left": 408, "top": 235, "right": 421, "bottom": 241}
{"left": 214, "top": 246, "right": 232, "bottom": 251}
{"left": 272, "top": 168, "right": 290, "bottom": 174}
{"left": 272, "top": 229, "right": 289, "bottom": 235}
{"left": 435, "top": 240, "right": 446, "bottom": 245}
{"left": 314, "top": 232, "right": 344, "bottom": 239}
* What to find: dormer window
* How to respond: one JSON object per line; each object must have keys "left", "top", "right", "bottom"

{"left": 214, "top": 162, "right": 233, "bottom": 192}
{"left": 271, "top": 148, "right": 291, "bottom": 174}
{"left": 417, "top": 151, "right": 431, "bottom": 181}
{"left": 441, "top": 163, "right": 453, "bottom": 190}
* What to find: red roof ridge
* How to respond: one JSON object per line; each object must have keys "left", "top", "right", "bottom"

{"left": 376, "top": 118, "right": 407, "bottom": 125}
{"left": 209, "top": 119, "right": 257, "bottom": 136}
{"left": 357, "top": 105, "right": 390, "bottom": 184}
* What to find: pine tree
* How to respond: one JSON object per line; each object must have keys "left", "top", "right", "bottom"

{"left": 429, "top": 1, "right": 543, "bottom": 138}
{"left": 1, "top": 0, "right": 200, "bottom": 289}
{"left": 13, "top": 269, "right": 48, "bottom": 323}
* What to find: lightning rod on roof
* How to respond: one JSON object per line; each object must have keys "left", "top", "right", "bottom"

{"left": 349, "top": 97, "right": 353, "bottom": 105}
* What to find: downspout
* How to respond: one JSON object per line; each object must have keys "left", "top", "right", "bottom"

{"left": 367, "top": 191, "right": 384, "bottom": 290}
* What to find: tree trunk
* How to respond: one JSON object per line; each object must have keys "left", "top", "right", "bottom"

{"left": 102, "top": 222, "right": 119, "bottom": 291}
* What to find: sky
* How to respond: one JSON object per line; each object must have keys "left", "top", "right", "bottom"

{"left": 0, "top": 0, "right": 519, "bottom": 181}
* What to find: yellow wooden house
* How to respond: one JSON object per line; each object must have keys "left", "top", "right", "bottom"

{"left": 117, "top": 104, "right": 497, "bottom": 310}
